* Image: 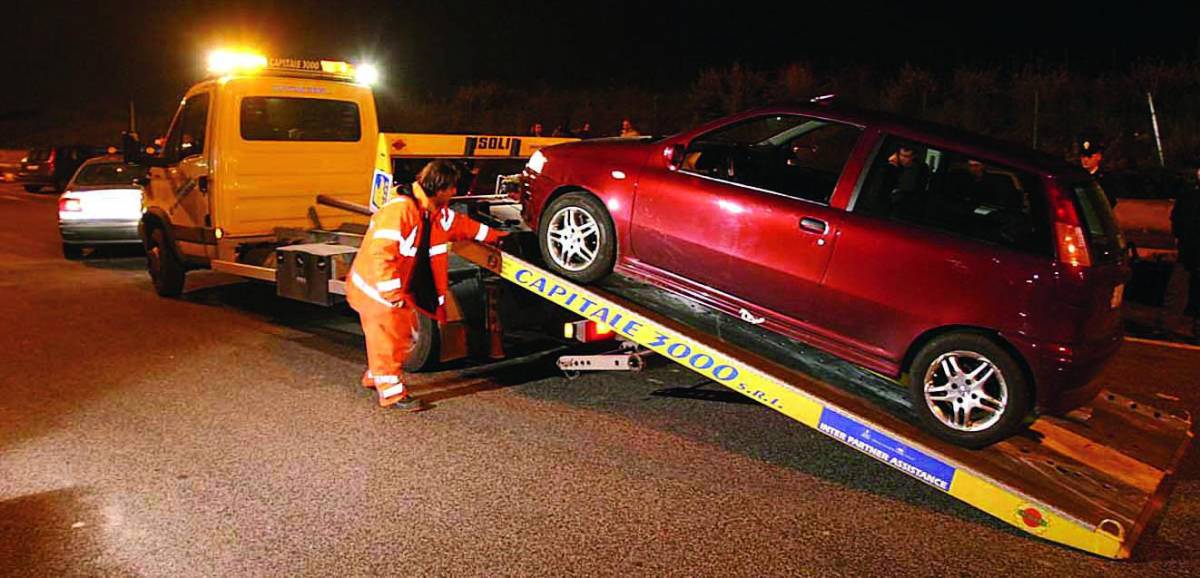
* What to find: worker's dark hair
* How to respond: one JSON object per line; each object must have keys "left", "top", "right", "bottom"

{"left": 417, "top": 159, "right": 463, "bottom": 194}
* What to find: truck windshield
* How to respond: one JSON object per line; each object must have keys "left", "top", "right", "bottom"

{"left": 1073, "top": 180, "right": 1125, "bottom": 264}
{"left": 240, "top": 97, "right": 361, "bottom": 142}
{"left": 74, "top": 162, "right": 142, "bottom": 186}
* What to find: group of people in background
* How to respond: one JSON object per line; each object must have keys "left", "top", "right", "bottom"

{"left": 528, "top": 118, "right": 640, "bottom": 139}
{"left": 1076, "top": 135, "right": 1199, "bottom": 342}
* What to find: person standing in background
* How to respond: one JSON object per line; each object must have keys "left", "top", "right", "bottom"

{"left": 1172, "top": 158, "right": 1200, "bottom": 343}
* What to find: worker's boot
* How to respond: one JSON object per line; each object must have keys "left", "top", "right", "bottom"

{"left": 376, "top": 380, "right": 424, "bottom": 412}
{"left": 361, "top": 370, "right": 375, "bottom": 389}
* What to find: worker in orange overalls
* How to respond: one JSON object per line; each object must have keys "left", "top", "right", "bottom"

{"left": 346, "top": 160, "right": 504, "bottom": 409}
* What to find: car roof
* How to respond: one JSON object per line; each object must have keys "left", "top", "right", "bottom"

{"left": 744, "top": 103, "right": 1083, "bottom": 177}
{"left": 78, "top": 155, "right": 128, "bottom": 166}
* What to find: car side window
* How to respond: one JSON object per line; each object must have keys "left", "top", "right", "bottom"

{"left": 854, "top": 135, "right": 1051, "bottom": 255}
{"left": 680, "top": 114, "right": 862, "bottom": 204}
{"left": 164, "top": 93, "right": 210, "bottom": 163}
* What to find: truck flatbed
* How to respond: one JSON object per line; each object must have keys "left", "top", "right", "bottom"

{"left": 453, "top": 240, "right": 1192, "bottom": 559}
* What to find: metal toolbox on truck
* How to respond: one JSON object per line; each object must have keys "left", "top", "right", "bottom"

{"left": 275, "top": 243, "right": 358, "bottom": 306}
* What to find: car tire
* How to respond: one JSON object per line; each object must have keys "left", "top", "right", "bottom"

{"left": 907, "top": 333, "right": 1032, "bottom": 449}
{"left": 146, "top": 227, "right": 186, "bottom": 297}
{"left": 537, "top": 191, "right": 616, "bottom": 284}
{"left": 23, "top": 185, "right": 40, "bottom": 193}
{"left": 62, "top": 243, "right": 83, "bottom": 260}
{"left": 403, "top": 313, "right": 439, "bottom": 372}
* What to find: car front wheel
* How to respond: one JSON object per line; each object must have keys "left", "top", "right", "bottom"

{"left": 537, "top": 191, "right": 616, "bottom": 284}
{"left": 908, "top": 333, "right": 1032, "bottom": 448}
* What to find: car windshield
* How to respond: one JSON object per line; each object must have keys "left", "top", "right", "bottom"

{"left": 74, "top": 163, "right": 142, "bottom": 186}
{"left": 1073, "top": 180, "right": 1124, "bottom": 264}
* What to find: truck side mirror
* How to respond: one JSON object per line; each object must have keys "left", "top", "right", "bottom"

{"left": 122, "top": 131, "right": 145, "bottom": 165}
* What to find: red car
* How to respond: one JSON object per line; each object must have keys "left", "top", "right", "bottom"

{"left": 520, "top": 105, "right": 1128, "bottom": 448}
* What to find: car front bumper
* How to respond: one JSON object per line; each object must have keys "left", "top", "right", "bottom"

{"left": 60, "top": 219, "right": 141, "bottom": 245}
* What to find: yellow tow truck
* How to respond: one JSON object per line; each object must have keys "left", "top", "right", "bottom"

{"left": 123, "top": 50, "right": 573, "bottom": 368}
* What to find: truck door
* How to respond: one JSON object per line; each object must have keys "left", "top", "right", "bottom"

{"left": 150, "top": 92, "right": 212, "bottom": 254}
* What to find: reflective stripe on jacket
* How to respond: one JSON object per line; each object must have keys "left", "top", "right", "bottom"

{"left": 346, "top": 193, "right": 502, "bottom": 320}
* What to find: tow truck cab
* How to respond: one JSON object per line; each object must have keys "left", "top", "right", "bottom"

{"left": 135, "top": 57, "right": 378, "bottom": 269}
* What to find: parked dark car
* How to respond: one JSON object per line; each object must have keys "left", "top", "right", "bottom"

{"left": 520, "top": 105, "right": 1128, "bottom": 448}
{"left": 57, "top": 157, "right": 145, "bottom": 259}
{"left": 19, "top": 145, "right": 110, "bottom": 192}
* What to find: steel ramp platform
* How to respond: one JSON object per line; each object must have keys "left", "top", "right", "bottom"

{"left": 454, "top": 241, "right": 1192, "bottom": 559}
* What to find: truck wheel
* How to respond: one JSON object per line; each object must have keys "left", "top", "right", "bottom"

{"left": 62, "top": 243, "right": 83, "bottom": 260}
{"left": 907, "top": 333, "right": 1032, "bottom": 449}
{"left": 146, "top": 227, "right": 186, "bottom": 297}
{"left": 403, "top": 313, "right": 440, "bottom": 372}
{"left": 538, "top": 191, "right": 616, "bottom": 284}
{"left": 23, "top": 185, "right": 40, "bottom": 193}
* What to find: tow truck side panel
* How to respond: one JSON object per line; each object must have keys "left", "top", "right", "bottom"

{"left": 213, "top": 76, "right": 376, "bottom": 240}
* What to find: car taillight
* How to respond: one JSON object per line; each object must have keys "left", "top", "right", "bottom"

{"left": 58, "top": 196, "right": 82, "bottom": 213}
{"left": 46, "top": 149, "right": 56, "bottom": 165}
{"left": 564, "top": 319, "right": 616, "bottom": 343}
{"left": 1051, "top": 190, "right": 1091, "bottom": 267}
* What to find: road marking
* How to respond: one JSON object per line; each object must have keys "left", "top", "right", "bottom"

{"left": 1124, "top": 336, "right": 1200, "bottom": 352}
{"left": 1, "top": 194, "right": 25, "bottom": 202}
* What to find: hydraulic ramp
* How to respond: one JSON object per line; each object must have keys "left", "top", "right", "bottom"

{"left": 454, "top": 240, "right": 1192, "bottom": 559}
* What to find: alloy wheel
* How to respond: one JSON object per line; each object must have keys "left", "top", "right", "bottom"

{"left": 922, "top": 350, "right": 1009, "bottom": 432}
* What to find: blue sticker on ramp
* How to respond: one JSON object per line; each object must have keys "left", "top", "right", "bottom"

{"left": 818, "top": 408, "right": 956, "bottom": 492}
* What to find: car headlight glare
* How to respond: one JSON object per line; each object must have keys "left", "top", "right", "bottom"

{"left": 527, "top": 150, "right": 547, "bottom": 174}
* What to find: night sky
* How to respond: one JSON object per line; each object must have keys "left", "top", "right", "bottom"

{"left": 4, "top": 1, "right": 1199, "bottom": 116}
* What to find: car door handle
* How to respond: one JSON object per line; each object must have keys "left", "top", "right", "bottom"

{"left": 799, "top": 217, "right": 828, "bottom": 234}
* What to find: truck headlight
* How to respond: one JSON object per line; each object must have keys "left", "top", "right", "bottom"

{"left": 527, "top": 150, "right": 547, "bottom": 174}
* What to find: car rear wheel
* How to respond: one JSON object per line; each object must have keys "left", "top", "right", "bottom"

{"left": 146, "top": 227, "right": 186, "bottom": 297}
{"left": 907, "top": 333, "right": 1032, "bottom": 448}
{"left": 538, "top": 191, "right": 616, "bottom": 283}
{"left": 62, "top": 243, "right": 83, "bottom": 260}
{"left": 23, "top": 185, "right": 40, "bottom": 193}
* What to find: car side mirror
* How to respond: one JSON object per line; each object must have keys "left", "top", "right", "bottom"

{"left": 664, "top": 144, "right": 686, "bottom": 171}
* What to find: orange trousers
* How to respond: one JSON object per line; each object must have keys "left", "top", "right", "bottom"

{"left": 355, "top": 300, "right": 417, "bottom": 392}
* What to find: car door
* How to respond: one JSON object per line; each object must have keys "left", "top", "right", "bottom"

{"left": 631, "top": 114, "right": 863, "bottom": 327}
{"left": 149, "top": 92, "right": 212, "bottom": 250}
{"left": 716, "top": 117, "right": 864, "bottom": 329}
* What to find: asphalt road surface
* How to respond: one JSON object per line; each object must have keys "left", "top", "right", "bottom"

{"left": 1, "top": 182, "right": 1198, "bottom": 577}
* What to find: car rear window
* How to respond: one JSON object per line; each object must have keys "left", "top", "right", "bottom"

{"left": 74, "top": 163, "right": 142, "bottom": 186}
{"left": 1072, "top": 181, "right": 1125, "bottom": 264}
{"left": 27, "top": 148, "right": 51, "bottom": 162}
{"left": 240, "top": 97, "right": 361, "bottom": 142}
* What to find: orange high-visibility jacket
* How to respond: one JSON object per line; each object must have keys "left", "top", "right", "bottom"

{"left": 347, "top": 193, "right": 501, "bottom": 321}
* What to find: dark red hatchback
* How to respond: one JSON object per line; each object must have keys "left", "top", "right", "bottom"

{"left": 520, "top": 105, "right": 1127, "bottom": 448}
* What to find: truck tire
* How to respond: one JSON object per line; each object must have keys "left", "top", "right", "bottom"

{"left": 403, "top": 313, "right": 440, "bottom": 372}
{"left": 537, "top": 191, "right": 616, "bottom": 284}
{"left": 23, "top": 185, "right": 40, "bottom": 193}
{"left": 62, "top": 243, "right": 83, "bottom": 260}
{"left": 908, "top": 333, "right": 1033, "bottom": 449}
{"left": 146, "top": 227, "right": 186, "bottom": 297}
